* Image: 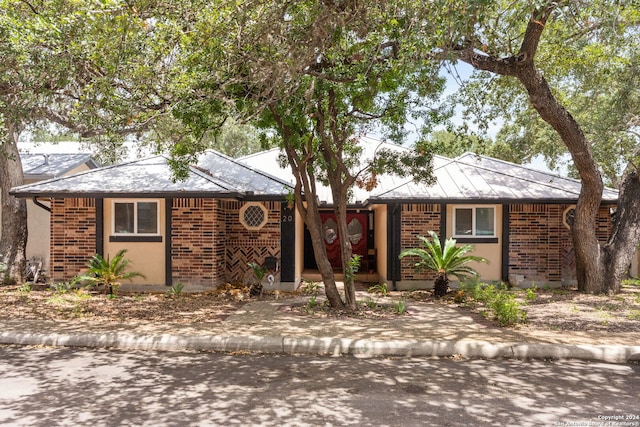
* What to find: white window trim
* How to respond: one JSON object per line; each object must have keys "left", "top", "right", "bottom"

{"left": 111, "top": 199, "right": 161, "bottom": 236}
{"left": 452, "top": 205, "right": 497, "bottom": 238}
{"left": 239, "top": 202, "right": 269, "bottom": 231}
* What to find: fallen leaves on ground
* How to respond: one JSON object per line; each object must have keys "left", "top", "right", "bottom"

{"left": 0, "top": 283, "right": 638, "bottom": 333}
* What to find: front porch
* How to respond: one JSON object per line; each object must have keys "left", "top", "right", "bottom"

{"left": 301, "top": 269, "right": 380, "bottom": 284}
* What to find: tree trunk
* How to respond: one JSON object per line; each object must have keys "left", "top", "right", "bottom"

{"left": 433, "top": 273, "right": 448, "bottom": 298}
{"left": 272, "top": 108, "right": 346, "bottom": 309}
{"left": 301, "top": 197, "right": 345, "bottom": 309}
{"left": 455, "top": 5, "right": 640, "bottom": 294}
{"left": 332, "top": 187, "right": 357, "bottom": 310}
{"left": 602, "top": 165, "right": 640, "bottom": 293}
{"left": 318, "top": 87, "right": 358, "bottom": 310}
{"left": 515, "top": 66, "right": 606, "bottom": 293}
{"left": 0, "top": 130, "right": 27, "bottom": 285}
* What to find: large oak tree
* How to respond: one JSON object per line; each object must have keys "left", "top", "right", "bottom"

{"left": 439, "top": 1, "right": 640, "bottom": 293}
{"left": 0, "top": 0, "right": 180, "bottom": 283}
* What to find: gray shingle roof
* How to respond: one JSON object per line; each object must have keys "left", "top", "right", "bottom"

{"left": 20, "top": 153, "right": 98, "bottom": 179}
{"left": 11, "top": 154, "right": 292, "bottom": 199}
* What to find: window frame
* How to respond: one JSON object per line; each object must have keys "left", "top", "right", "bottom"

{"left": 562, "top": 205, "right": 576, "bottom": 230}
{"left": 239, "top": 202, "right": 269, "bottom": 231}
{"left": 452, "top": 205, "right": 497, "bottom": 239}
{"left": 111, "top": 199, "right": 161, "bottom": 236}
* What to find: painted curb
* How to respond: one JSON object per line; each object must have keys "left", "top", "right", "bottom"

{"left": 1, "top": 331, "right": 639, "bottom": 364}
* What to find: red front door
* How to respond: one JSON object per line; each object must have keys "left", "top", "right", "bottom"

{"left": 320, "top": 212, "right": 368, "bottom": 268}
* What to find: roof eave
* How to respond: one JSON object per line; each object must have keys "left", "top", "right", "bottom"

{"left": 366, "top": 196, "right": 619, "bottom": 205}
{"left": 10, "top": 190, "right": 248, "bottom": 199}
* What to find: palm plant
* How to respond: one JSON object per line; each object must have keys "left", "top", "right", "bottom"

{"left": 247, "top": 262, "right": 266, "bottom": 297}
{"left": 399, "top": 231, "right": 487, "bottom": 297}
{"left": 76, "top": 249, "right": 145, "bottom": 295}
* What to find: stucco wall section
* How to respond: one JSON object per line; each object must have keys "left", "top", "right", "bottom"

{"left": 171, "top": 198, "right": 224, "bottom": 287}
{"left": 223, "top": 200, "right": 281, "bottom": 283}
{"left": 103, "top": 198, "right": 166, "bottom": 285}
{"left": 50, "top": 198, "right": 96, "bottom": 282}
{"left": 399, "top": 203, "right": 441, "bottom": 281}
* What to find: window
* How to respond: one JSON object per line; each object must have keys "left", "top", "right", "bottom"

{"left": 324, "top": 218, "right": 338, "bottom": 244}
{"left": 563, "top": 206, "right": 576, "bottom": 229}
{"left": 347, "top": 218, "right": 363, "bottom": 244}
{"left": 113, "top": 200, "right": 159, "bottom": 235}
{"left": 454, "top": 206, "right": 495, "bottom": 238}
{"left": 239, "top": 202, "right": 268, "bottom": 230}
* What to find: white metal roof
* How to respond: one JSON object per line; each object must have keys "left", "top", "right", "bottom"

{"left": 20, "top": 153, "right": 98, "bottom": 180}
{"left": 197, "top": 150, "right": 292, "bottom": 196}
{"left": 11, "top": 142, "right": 620, "bottom": 204}
{"left": 371, "top": 152, "right": 619, "bottom": 203}
{"left": 11, "top": 154, "right": 291, "bottom": 198}
{"left": 238, "top": 136, "right": 449, "bottom": 204}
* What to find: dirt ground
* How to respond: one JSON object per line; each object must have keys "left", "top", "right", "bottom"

{"left": 0, "top": 281, "right": 639, "bottom": 334}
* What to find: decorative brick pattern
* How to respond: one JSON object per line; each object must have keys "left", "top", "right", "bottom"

{"left": 399, "top": 204, "right": 441, "bottom": 281}
{"left": 50, "top": 198, "right": 96, "bottom": 281}
{"left": 171, "top": 198, "right": 224, "bottom": 287}
{"left": 223, "top": 200, "right": 281, "bottom": 283}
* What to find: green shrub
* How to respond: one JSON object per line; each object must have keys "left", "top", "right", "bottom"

{"left": 166, "top": 282, "right": 184, "bottom": 297}
{"left": 75, "top": 249, "right": 144, "bottom": 295}
{"left": 622, "top": 277, "right": 640, "bottom": 287}
{"left": 399, "top": 231, "right": 487, "bottom": 298}
{"left": 491, "top": 292, "right": 527, "bottom": 326}
{"left": 345, "top": 255, "right": 362, "bottom": 283}
{"left": 306, "top": 295, "right": 319, "bottom": 310}
{"left": 525, "top": 285, "right": 538, "bottom": 302}
{"left": 50, "top": 282, "right": 74, "bottom": 294}
{"left": 368, "top": 283, "right": 389, "bottom": 296}
{"left": 300, "top": 280, "right": 320, "bottom": 296}
{"left": 627, "top": 310, "right": 640, "bottom": 321}
{"left": 364, "top": 298, "right": 377, "bottom": 309}
{"left": 392, "top": 299, "right": 407, "bottom": 315}
{"left": 460, "top": 279, "right": 527, "bottom": 327}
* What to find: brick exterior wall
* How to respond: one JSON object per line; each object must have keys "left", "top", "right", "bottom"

{"left": 171, "top": 198, "right": 225, "bottom": 287}
{"left": 596, "top": 205, "right": 614, "bottom": 241}
{"left": 508, "top": 204, "right": 565, "bottom": 284}
{"left": 399, "top": 203, "right": 441, "bottom": 281}
{"left": 223, "top": 200, "right": 281, "bottom": 283}
{"left": 508, "top": 203, "right": 614, "bottom": 285}
{"left": 50, "top": 198, "right": 96, "bottom": 282}
{"left": 48, "top": 197, "right": 284, "bottom": 289}
{"left": 395, "top": 202, "right": 615, "bottom": 287}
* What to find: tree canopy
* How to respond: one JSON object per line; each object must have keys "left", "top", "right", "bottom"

{"left": 0, "top": 0, "right": 178, "bottom": 282}
{"left": 445, "top": 1, "right": 639, "bottom": 186}
{"left": 167, "top": 0, "right": 448, "bottom": 308}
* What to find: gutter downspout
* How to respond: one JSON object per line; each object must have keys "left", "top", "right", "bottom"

{"left": 32, "top": 197, "right": 51, "bottom": 213}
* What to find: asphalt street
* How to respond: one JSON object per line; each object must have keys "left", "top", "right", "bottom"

{"left": 1, "top": 345, "right": 638, "bottom": 427}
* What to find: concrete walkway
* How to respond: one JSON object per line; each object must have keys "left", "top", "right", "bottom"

{"left": 1, "top": 295, "right": 638, "bottom": 363}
